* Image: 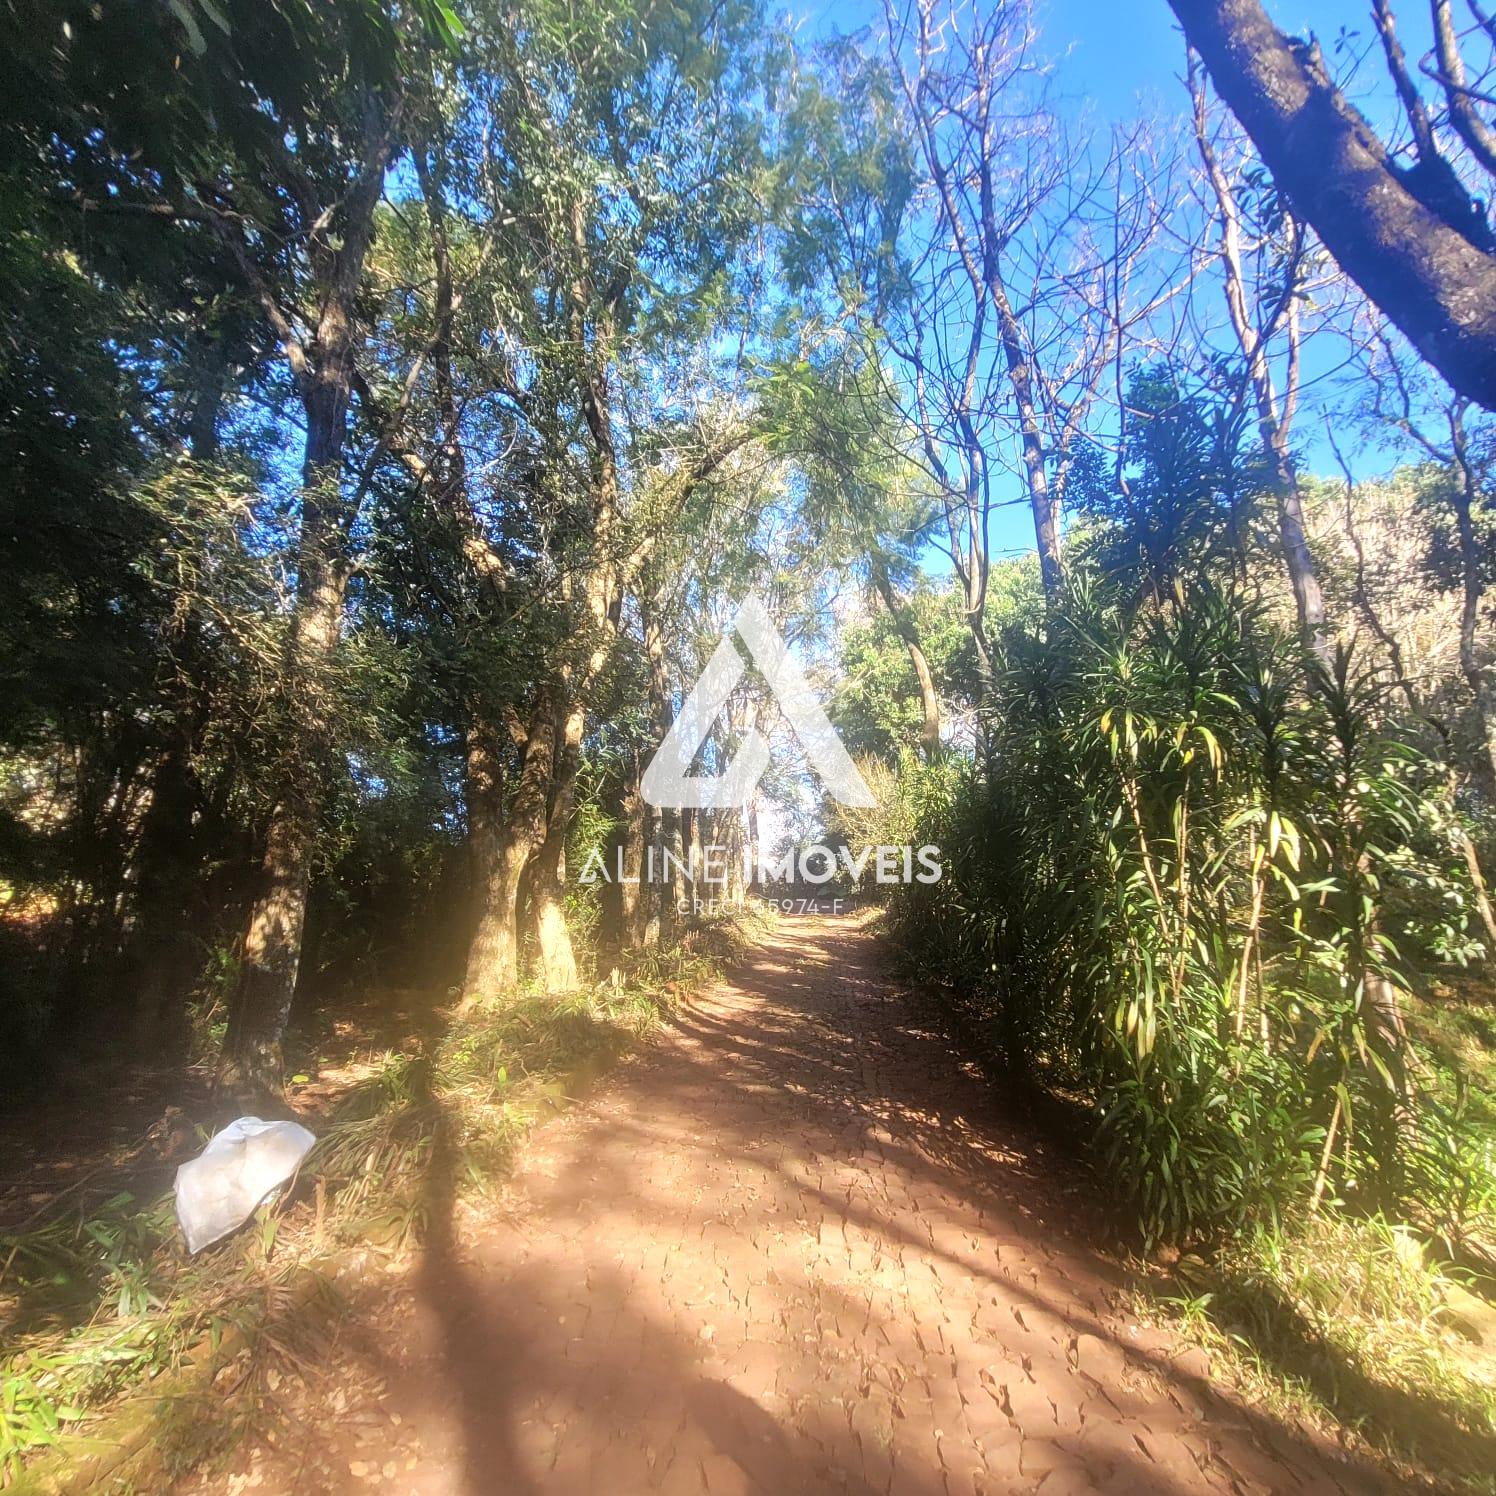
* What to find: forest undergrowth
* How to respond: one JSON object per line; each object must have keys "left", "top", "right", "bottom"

{"left": 850, "top": 571, "right": 1496, "bottom": 1489}
{"left": 0, "top": 912, "right": 760, "bottom": 1485}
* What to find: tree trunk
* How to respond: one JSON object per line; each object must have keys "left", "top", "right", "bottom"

{"left": 667, "top": 792, "right": 687, "bottom": 926}
{"left": 640, "top": 806, "right": 667, "bottom": 948}
{"left": 218, "top": 368, "right": 352, "bottom": 1097}
{"left": 530, "top": 697, "right": 584, "bottom": 993}
{"left": 220, "top": 778, "right": 318, "bottom": 1096}
{"left": 1189, "top": 68, "right": 1330, "bottom": 662}
{"left": 746, "top": 800, "right": 761, "bottom": 894}
{"left": 520, "top": 231, "right": 620, "bottom": 995}
{"left": 1263, "top": 431, "right": 1331, "bottom": 662}
{"left": 464, "top": 844, "right": 526, "bottom": 1000}
{"left": 687, "top": 806, "right": 705, "bottom": 893}
{"left": 410, "top": 141, "right": 545, "bottom": 1003}
{"left": 463, "top": 692, "right": 556, "bottom": 1004}
{"left": 642, "top": 604, "right": 675, "bottom": 946}
{"left": 1170, "top": 0, "right": 1496, "bottom": 411}
{"left": 723, "top": 808, "right": 747, "bottom": 906}
{"left": 186, "top": 335, "right": 226, "bottom": 462}
{"left": 598, "top": 753, "right": 645, "bottom": 976}
{"left": 462, "top": 707, "right": 511, "bottom": 994}
{"left": 871, "top": 560, "right": 941, "bottom": 757}
{"left": 1027, "top": 463, "right": 1064, "bottom": 600}
{"left": 620, "top": 751, "right": 646, "bottom": 947}
{"left": 212, "top": 102, "right": 392, "bottom": 1095}
{"left": 533, "top": 898, "right": 579, "bottom": 992}
{"left": 988, "top": 287, "right": 1064, "bottom": 596}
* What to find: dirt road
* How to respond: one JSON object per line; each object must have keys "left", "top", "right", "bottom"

{"left": 210, "top": 915, "right": 1391, "bottom": 1494}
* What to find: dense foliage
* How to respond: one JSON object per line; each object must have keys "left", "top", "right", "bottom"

{"left": 1, "top": 0, "right": 1494, "bottom": 1478}
{"left": 880, "top": 576, "right": 1492, "bottom": 1245}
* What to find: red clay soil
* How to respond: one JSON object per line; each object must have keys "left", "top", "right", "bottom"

{"left": 194, "top": 915, "right": 1396, "bottom": 1494}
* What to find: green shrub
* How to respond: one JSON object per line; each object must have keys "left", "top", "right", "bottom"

{"left": 877, "top": 570, "right": 1495, "bottom": 1249}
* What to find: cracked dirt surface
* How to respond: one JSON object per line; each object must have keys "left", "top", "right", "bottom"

{"left": 198, "top": 914, "right": 1396, "bottom": 1494}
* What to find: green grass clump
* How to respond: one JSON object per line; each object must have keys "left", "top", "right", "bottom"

{"left": 0, "top": 1196, "right": 335, "bottom": 1481}
{"left": 1145, "top": 1211, "right": 1496, "bottom": 1491}
{"left": 0, "top": 910, "right": 756, "bottom": 1483}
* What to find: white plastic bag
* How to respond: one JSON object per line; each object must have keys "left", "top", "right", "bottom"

{"left": 173, "top": 1116, "right": 316, "bottom": 1254}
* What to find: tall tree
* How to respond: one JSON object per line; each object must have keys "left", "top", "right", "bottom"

{"left": 37, "top": 0, "right": 464, "bottom": 1091}
{"left": 200, "top": 5, "right": 461, "bottom": 1093}
{"left": 1168, "top": 0, "right": 1496, "bottom": 410}
{"left": 1188, "top": 56, "right": 1331, "bottom": 659}
{"left": 457, "top": 0, "right": 775, "bottom": 991}
{"left": 784, "top": 7, "right": 1182, "bottom": 691}
{"left": 1367, "top": 337, "right": 1496, "bottom": 791}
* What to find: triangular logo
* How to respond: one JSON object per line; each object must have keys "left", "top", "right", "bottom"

{"left": 641, "top": 594, "right": 877, "bottom": 810}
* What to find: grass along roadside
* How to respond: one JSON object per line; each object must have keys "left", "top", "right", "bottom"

{"left": 1129, "top": 976, "right": 1496, "bottom": 1494}
{"left": 1133, "top": 1209, "right": 1496, "bottom": 1493}
{"left": 0, "top": 910, "right": 763, "bottom": 1489}
{"left": 868, "top": 903, "right": 1496, "bottom": 1492}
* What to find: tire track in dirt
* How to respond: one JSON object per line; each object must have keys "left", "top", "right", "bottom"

{"left": 206, "top": 914, "right": 1395, "bottom": 1494}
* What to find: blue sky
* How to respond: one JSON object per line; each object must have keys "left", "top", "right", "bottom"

{"left": 802, "top": 0, "right": 1431, "bottom": 130}
{"left": 795, "top": 0, "right": 1435, "bottom": 562}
